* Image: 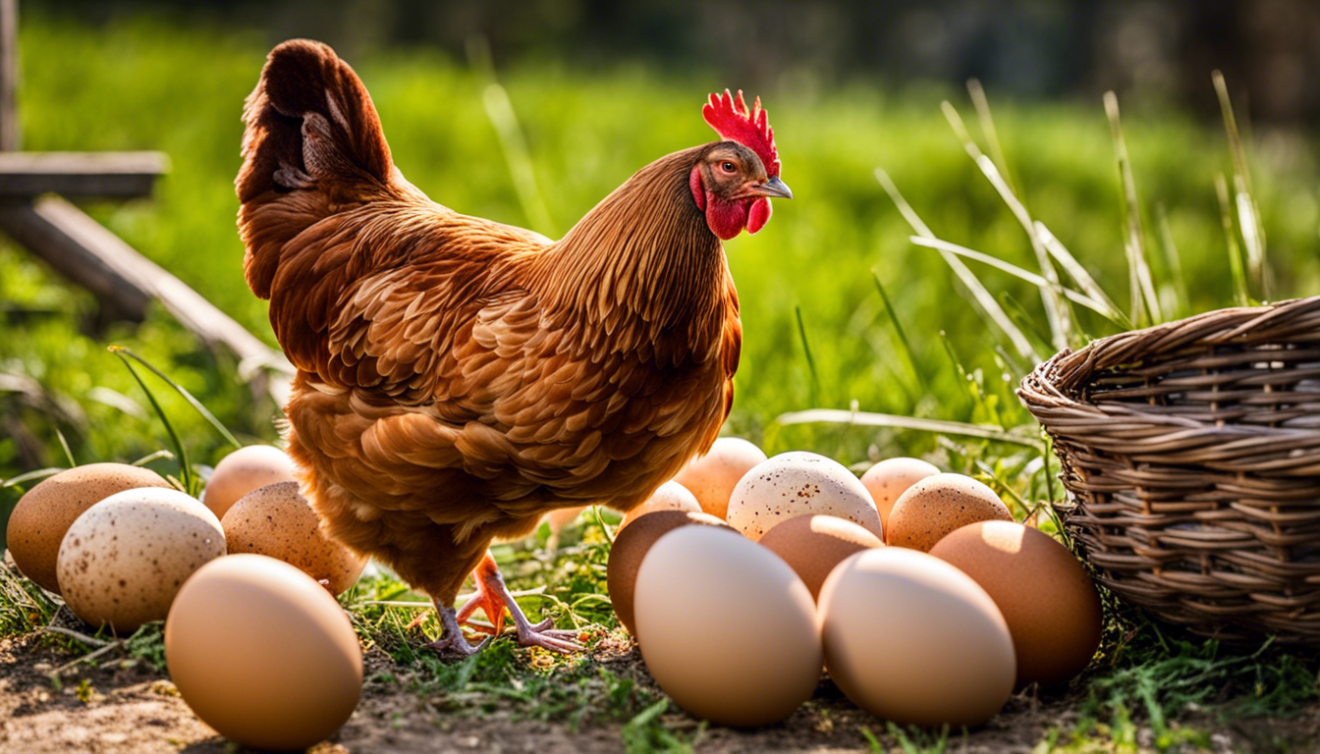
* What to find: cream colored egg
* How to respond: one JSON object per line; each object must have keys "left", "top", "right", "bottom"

{"left": 818, "top": 548, "right": 1015, "bottom": 727}
{"left": 886, "top": 473, "right": 1013, "bottom": 551}
{"left": 166, "top": 554, "right": 362, "bottom": 751}
{"left": 726, "top": 452, "right": 882, "bottom": 541}
{"left": 860, "top": 457, "right": 940, "bottom": 533}
{"left": 221, "top": 482, "right": 366, "bottom": 595}
{"left": 634, "top": 526, "right": 821, "bottom": 727}
{"left": 202, "top": 445, "right": 298, "bottom": 520}
{"left": 618, "top": 481, "right": 701, "bottom": 532}
{"left": 57, "top": 488, "right": 226, "bottom": 633}
{"left": 6, "top": 463, "right": 172, "bottom": 594}
{"left": 673, "top": 437, "right": 768, "bottom": 520}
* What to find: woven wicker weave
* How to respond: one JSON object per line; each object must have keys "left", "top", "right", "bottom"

{"left": 1018, "top": 296, "right": 1320, "bottom": 645}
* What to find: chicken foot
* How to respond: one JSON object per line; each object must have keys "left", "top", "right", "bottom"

{"left": 424, "top": 601, "right": 490, "bottom": 658}
{"left": 452, "top": 552, "right": 584, "bottom": 654}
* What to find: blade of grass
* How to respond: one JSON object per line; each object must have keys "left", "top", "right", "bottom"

{"left": 943, "top": 100, "right": 1072, "bottom": 351}
{"left": 111, "top": 348, "right": 193, "bottom": 494}
{"left": 794, "top": 305, "right": 821, "bottom": 398}
{"left": 871, "top": 271, "right": 924, "bottom": 391}
{"left": 1215, "top": 173, "right": 1250, "bottom": 307}
{"left": 875, "top": 167, "right": 1038, "bottom": 363}
{"left": 967, "top": 78, "right": 1018, "bottom": 198}
{"left": 108, "top": 347, "right": 241, "bottom": 450}
{"left": 1214, "top": 70, "right": 1267, "bottom": 299}
{"left": 775, "top": 408, "right": 1042, "bottom": 448}
{"left": 2, "top": 467, "right": 64, "bottom": 488}
{"left": 53, "top": 428, "right": 76, "bottom": 468}
{"left": 1034, "top": 221, "right": 1131, "bottom": 329}
{"left": 1155, "top": 203, "right": 1190, "bottom": 318}
{"left": 1104, "top": 91, "right": 1162, "bottom": 325}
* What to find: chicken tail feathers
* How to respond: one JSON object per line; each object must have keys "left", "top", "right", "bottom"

{"left": 237, "top": 39, "right": 393, "bottom": 299}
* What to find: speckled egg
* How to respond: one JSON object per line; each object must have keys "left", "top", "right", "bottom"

{"left": 202, "top": 445, "right": 298, "bottom": 520}
{"left": 618, "top": 481, "right": 702, "bottom": 531}
{"left": 6, "top": 463, "right": 172, "bottom": 594}
{"left": 673, "top": 437, "right": 768, "bottom": 520}
{"left": 57, "top": 487, "right": 226, "bottom": 633}
{"left": 221, "top": 482, "right": 366, "bottom": 595}
{"left": 860, "top": 457, "right": 941, "bottom": 534}
{"left": 886, "top": 473, "right": 1013, "bottom": 551}
{"left": 759, "top": 515, "right": 883, "bottom": 600}
{"left": 726, "top": 452, "right": 883, "bottom": 541}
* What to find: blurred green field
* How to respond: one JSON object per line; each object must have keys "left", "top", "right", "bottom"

{"left": 4, "top": 14, "right": 1320, "bottom": 509}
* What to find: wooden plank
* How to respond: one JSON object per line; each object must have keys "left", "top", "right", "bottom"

{"left": 0, "top": 151, "right": 169, "bottom": 198}
{"left": 0, "top": 0, "right": 16, "bottom": 152}
{"left": 0, "top": 196, "right": 293, "bottom": 404}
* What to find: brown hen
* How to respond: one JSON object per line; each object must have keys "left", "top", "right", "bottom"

{"left": 236, "top": 40, "right": 790, "bottom": 655}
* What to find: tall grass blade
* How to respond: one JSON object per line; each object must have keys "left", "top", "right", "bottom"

{"left": 775, "top": 408, "right": 1041, "bottom": 448}
{"left": 875, "top": 167, "right": 1038, "bottom": 363}
{"left": 1213, "top": 70, "right": 1267, "bottom": 299}
{"left": 1155, "top": 204, "right": 1190, "bottom": 318}
{"left": 1104, "top": 91, "right": 1162, "bottom": 325}
{"left": 871, "top": 271, "right": 924, "bottom": 390}
{"left": 54, "top": 428, "right": 76, "bottom": 468}
{"left": 943, "top": 101, "right": 1072, "bottom": 350}
{"left": 1034, "top": 222, "right": 1131, "bottom": 329}
{"left": 794, "top": 305, "right": 821, "bottom": 395}
{"left": 111, "top": 348, "right": 193, "bottom": 494}
{"left": 467, "top": 38, "right": 557, "bottom": 238}
{"left": 108, "top": 347, "right": 241, "bottom": 450}
{"left": 966, "top": 78, "right": 1018, "bottom": 197}
{"left": 2, "top": 467, "right": 64, "bottom": 488}
{"left": 1215, "top": 173, "right": 1250, "bottom": 307}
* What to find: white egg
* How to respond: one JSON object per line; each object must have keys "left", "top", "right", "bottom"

{"left": 726, "top": 452, "right": 882, "bottom": 540}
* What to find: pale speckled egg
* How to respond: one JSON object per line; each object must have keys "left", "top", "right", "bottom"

{"left": 759, "top": 514, "right": 883, "bottom": 600}
{"left": 886, "top": 473, "right": 1013, "bottom": 551}
{"left": 6, "top": 463, "right": 172, "bottom": 594}
{"left": 618, "top": 481, "right": 701, "bottom": 531}
{"left": 673, "top": 437, "right": 768, "bottom": 520}
{"left": 818, "top": 548, "right": 1016, "bottom": 727}
{"left": 726, "top": 452, "right": 882, "bottom": 541}
{"left": 930, "top": 521, "right": 1102, "bottom": 687}
{"left": 860, "top": 457, "right": 940, "bottom": 535}
{"left": 221, "top": 482, "right": 366, "bottom": 595}
{"left": 166, "top": 554, "right": 362, "bottom": 751}
{"left": 201, "top": 445, "right": 298, "bottom": 520}
{"left": 634, "top": 526, "right": 821, "bottom": 726}
{"left": 56, "top": 487, "right": 226, "bottom": 633}
{"left": 606, "top": 510, "right": 735, "bottom": 636}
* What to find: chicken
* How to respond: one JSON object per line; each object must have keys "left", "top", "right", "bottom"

{"left": 236, "top": 40, "right": 790, "bottom": 656}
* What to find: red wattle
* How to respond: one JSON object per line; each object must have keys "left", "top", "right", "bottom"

{"left": 706, "top": 195, "right": 748, "bottom": 240}
{"left": 746, "top": 198, "right": 772, "bottom": 235}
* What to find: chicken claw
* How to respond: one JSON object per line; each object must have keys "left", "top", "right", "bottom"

{"left": 426, "top": 601, "right": 490, "bottom": 658}
{"left": 458, "top": 553, "right": 585, "bottom": 654}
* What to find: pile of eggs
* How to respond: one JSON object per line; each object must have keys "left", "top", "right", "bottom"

{"left": 4, "top": 446, "right": 365, "bottom": 751}
{"left": 608, "top": 438, "right": 1103, "bottom": 728}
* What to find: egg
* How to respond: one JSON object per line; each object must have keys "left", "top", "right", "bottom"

{"left": 673, "top": 437, "right": 768, "bottom": 520}
{"left": 930, "top": 521, "right": 1102, "bottom": 687}
{"left": 759, "top": 514, "right": 883, "bottom": 600}
{"left": 166, "top": 554, "right": 362, "bottom": 750}
{"left": 726, "top": 452, "right": 882, "bottom": 541}
{"left": 860, "top": 457, "right": 940, "bottom": 533}
{"left": 5, "top": 463, "right": 172, "bottom": 594}
{"left": 606, "top": 510, "right": 734, "bottom": 636}
{"left": 544, "top": 505, "right": 586, "bottom": 534}
{"left": 886, "top": 473, "right": 1012, "bottom": 551}
{"left": 617, "top": 481, "right": 701, "bottom": 531}
{"left": 634, "top": 526, "right": 821, "bottom": 726}
{"left": 201, "top": 445, "right": 298, "bottom": 519}
{"left": 818, "top": 548, "right": 1015, "bottom": 727}
{"left": 56, "top": 487, "right": 226, "bottom": 633}
{"left": 221, "top": 482, "right": 366, "bottom": 595}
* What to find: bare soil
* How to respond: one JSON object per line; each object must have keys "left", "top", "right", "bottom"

{"left": 2, "top": 634, "right": 1318, "bottom": 754}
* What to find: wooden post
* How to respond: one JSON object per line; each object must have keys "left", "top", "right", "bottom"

{"left": 0, "top": 0, "right": 17, "bottom": 151}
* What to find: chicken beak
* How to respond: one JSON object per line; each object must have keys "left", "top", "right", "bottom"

{"left": 748, "top": 176, "right": 793, "bottom": 200}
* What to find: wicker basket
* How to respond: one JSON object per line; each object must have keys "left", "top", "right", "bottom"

{"left": 1019, "top": 296, "right": 1320, "bottom": 645}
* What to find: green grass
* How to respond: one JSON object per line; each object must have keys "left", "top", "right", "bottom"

{"left": 4, "top": 11, "right": 1320, "bottom": 754}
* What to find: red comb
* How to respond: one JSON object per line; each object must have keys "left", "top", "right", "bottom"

{"left": 703, "top": 89, "right": 780, "bottom": 178}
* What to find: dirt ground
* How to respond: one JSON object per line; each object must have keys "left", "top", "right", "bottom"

{"left": 2, "top": 633, "right": 1318, "bottom": 754}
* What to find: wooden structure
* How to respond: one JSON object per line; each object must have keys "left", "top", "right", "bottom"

{"left": 0, "top": 0, "right": 291, "bottom": 404}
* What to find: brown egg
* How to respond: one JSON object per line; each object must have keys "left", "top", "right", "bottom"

{"left": 759, "top": 515, "right": 883, "bottom": 600}
{"left": 860, "top": 457, "right": 940, "bottom": 533}
{"left": 930, "top": 521, "right": 1102, "bottom": 687}
{"left": 606, "top": 510, "right": 734, "bottom": 635}
{"left": 618, "top": 481, "right": 701, "bottom": 532}
{"left": 57, "top": 488, "right": 226, "bottom": 633}
{"left": 6, "top": 463, "right": 173, "bottom": 594}
{"left": 634, "top": 526, "right": 822, "bottom": 727}
{"left": 166, "top": 554, "right": 362, "bottom": 751}
{"left": 202, "top": 445, "right": 298, "bottom": 520}
{"left": 221, "top": 482, "right": 366, "bottom": 595}
{"left": 673, "top": 437, "right": 768, "bottom": 520}
{"left": 886, "top": 473, "right": 1012, "bottom": 551}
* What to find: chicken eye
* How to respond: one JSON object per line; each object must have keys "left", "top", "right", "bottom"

{"left": 720, "top": 161, "right": 736, "bottom": 173}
